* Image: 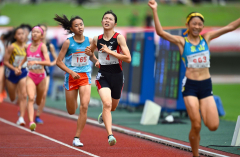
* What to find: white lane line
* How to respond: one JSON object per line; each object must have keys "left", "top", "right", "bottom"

{"left": 43, "top": 107, "right": 230, "bottom": 157}
{"left": 0, "top": 118, "right": 99, "bottom": 157}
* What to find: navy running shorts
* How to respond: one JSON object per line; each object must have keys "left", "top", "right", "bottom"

{"left": 5, "top": 67, "right": 28, "bottom": 84}
{"left": 182, "top": 76, "right": 213, "bottom": 99}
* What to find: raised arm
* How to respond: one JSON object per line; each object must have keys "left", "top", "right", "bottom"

{"left": 148, "top": 0, "right": 184, "bottom": 46}
{"left": 203, "top": 18, "right": 240, "bottom": 44}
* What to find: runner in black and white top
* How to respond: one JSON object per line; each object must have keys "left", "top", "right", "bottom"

{"left": 85, "top": 10, "right": 131, "bottom": 146}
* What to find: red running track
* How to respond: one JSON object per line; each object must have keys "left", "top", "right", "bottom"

{"left": 0, "top": 102, "right": 232, "bottom": 157}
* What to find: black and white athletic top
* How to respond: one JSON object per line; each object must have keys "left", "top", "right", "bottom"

{"left": 97, "top": 32, "right": 122, "bottom": 73}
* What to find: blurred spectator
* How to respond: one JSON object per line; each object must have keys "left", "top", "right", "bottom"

{"left": 144, "top": 10, "right": 154, "bottom": 28}
{"left": 128, "top": 10, "right": 140, "bottom": 27}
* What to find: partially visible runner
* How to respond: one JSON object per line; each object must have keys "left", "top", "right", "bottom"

{"left": 4, "top": 27, "right": 28, "bottom": 125}
{"left": 85, "top": 10, "right": 131, "bottom": 146}
{"left": 148, "top": 0, "right": 240, "bottom": 156}
{"left": 18, "top": 25, "right": 51, "bottom": 131}
{"left": 54, "top": 14, "right": 98, "bottom": 147}
{"left": 0, "top": 34, "right": 7, "bottom": 103}
{"left": 34, "top": 24, "right": 58, "bottom": 124}
{"left": 20, "top": 24, "right": 32, "bottom": 44}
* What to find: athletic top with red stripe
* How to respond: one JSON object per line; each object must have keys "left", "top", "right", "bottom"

{"left": 97, "top": 32, "right": 122, "bottom": 73}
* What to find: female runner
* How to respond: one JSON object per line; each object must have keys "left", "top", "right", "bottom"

{"left": 19, "top": 25, "right": 50, "bottom": 131}
{"left": 148, "top": 0, "right": 240, "bottom": 156}
{"left": 34, "top": 24, "right": 58, "bottom": 124}
{"left": 85, "top": 10, "right": 131, "bottom": 146}
{"left": 4, "top": 27, "right": 28, "bottom": 126}
{"left": 54, "top": 14, "right": 98, "bottom": 146}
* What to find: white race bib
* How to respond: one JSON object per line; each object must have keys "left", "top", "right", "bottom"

{"left": 71, "top": 53, "right": 89, "bottom": 67}
{"left": 187, "top": 51, "right": 210, "bottom": 68}
{"left": 99, "top": 50, "right": 119, "bottom": 65}
{"left": 27, "top": 57, "right": 42, "bottom": 70}
{"left": 13, "top": 55, "right": 25, "bottom": 67}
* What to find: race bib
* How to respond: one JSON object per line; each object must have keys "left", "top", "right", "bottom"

{"left": 13, "top": 55, "right": 25, "bottom": 67}
{"left": 71, "top": 53, "right": 89, "bottom": 67}
{"left": 99, "top": 50, "right": 119, "bottom": 65}
{"left": 27, "top": 57, "right": 42, "bottom": 70}
{"left": 187, "top": 51, "right": 210, "bottom": 68}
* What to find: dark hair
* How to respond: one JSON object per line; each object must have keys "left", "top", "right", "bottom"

{"left": 4, "top": 27, "right": 23, "bottom": 45}
{"left": 102, "top": 10, "right": 117, "bottom": 23}
{"left": 54, "top": 14, "right": 84, "bottom": 34}
{"left": 32, "top": 24, "right": 44, "bottom": 34}
{"left": 19, "top": 23, "right": 32, "bottom": 32}
{"left": 186, "top": 12, "right": 204, "bottom": 24}
{"left": 39, "top": 24, "right": 48, "bottom": 30}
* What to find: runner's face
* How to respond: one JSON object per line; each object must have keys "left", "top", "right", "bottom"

{"left": 70, "top": 19, "right": 84, "bottom": 35}
{"left": 102, "top": 14, "right": 116, "bottom": 30}
{"left": 186, "top": 17, "right": 204, "bottom": 37}
{"left": 22, "top": 28, "right": 30, "bottom": 43}
{"left": 31, "top": 28, "right": 43, "bottom": 42}
{"left": 40, "top": 26, "right": 47, "bottom": 39}
{"left": 14, "top": 28, "right": 25, "bottom": 43}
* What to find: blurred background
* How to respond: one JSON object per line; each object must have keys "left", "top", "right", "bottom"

{"left": 0, "top": 0, "right": 240, "bottom": 153}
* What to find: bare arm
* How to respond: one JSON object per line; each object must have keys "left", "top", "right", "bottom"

{"left": 4, "top": 45, "right": 17, "bottom": 71}
{"left": 148, "top": 0, "right": 184, "bottom": 47}
{"left": 56, "top": 40, "right": 73, "bottom": 74}
{"left": 99, "top": 35, "right": 131, "bottom": 63}
{"left": 88, "top": 37, "right": 98, "bottom": 64}
{"left": 203, "top": 18, "right": 240, "bottom": 44}
{"left": 49, "top": 43, "right": 57, "bottom": 66}
{"left": 38, "top": 44, "right": 51, "bottom": 66}
{"left": 85, "top": 36, "right": 98, "bottom": 57}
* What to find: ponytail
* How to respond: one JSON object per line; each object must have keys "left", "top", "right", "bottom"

{"left": 54, "top": 14, "right": 84, "bottom": 34}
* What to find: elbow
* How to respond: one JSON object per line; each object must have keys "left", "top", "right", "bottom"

{"left": 126, "top": 57, "right": 131, "bottom": 63}
{"left": 156, "top": 31, "right": 163, "bottom": 37}
{"left": 56, "top": 59, "right": 61, "bottom": 67}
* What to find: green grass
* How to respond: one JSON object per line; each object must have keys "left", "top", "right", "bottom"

{"left": 213, "top": 84, "right": 240, "bottom": 122}
{"left": 91, "top": 86, "right": 100, "bottom": 99}
{"left": 1, "top": 2, "right": 240, "bottom": 27}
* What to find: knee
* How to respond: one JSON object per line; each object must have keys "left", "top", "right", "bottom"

{"left": 208, "top": 124, "right": 219, "bottom": 131}
{"left": 191, "top": 122, "right": 201, "bottom": 133}
{"left": 67, "top": 109, "right": 75, "bottom": 115}
{"left": 103, "top": 101, "right": 112, "bottom": 110}
{"left": 80, "top": 104, "right": 88, "bottom": 113}
{"left": 111, "top": 107, "right": 116, "bottom": 111}
{"left": 28, "top": 96, "right": 35, "bottom": 103}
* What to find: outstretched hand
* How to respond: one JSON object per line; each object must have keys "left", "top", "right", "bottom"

{"left": 148, "top": 0, "right": 157, "bottom": 10}
{"left": 99, "top": 43, "right": 111, "bottom": 54}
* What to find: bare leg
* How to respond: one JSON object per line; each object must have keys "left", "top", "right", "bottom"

{"left": 35, "top": 78, "right": 46, "bottom": 106}
{"left": 5, "top": 79, "right": 17, "bottom": 102}
{"left": 26, "top": 77, "right": 36, "bottom": 122}
{"left": 200, "top": 96, "right": 219, "bottom": 131}
{"left": 184, "top": 96, "right": 201, "bottom": 157}
{"left": 65, "top": 89, "right": 78, "bottom": 115}
{"left": 36, "top": 76, "right": 50, "bottom": 116}
{"left": 17, "top": 77, "right": 27, "bottom": 118}
{"left": 75, "top": 85, "right": 91, "bottom": 137}
{"left": 98, "top": 88, "right": 113, "bottom": 135}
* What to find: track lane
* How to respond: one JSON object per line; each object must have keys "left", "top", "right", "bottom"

{"left": 0, "top": 102, "right": 228, "bottom": 157}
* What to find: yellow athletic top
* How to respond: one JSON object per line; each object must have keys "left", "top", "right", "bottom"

{"left": 9, "top": 42, "right": 26, "bottom": 67}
